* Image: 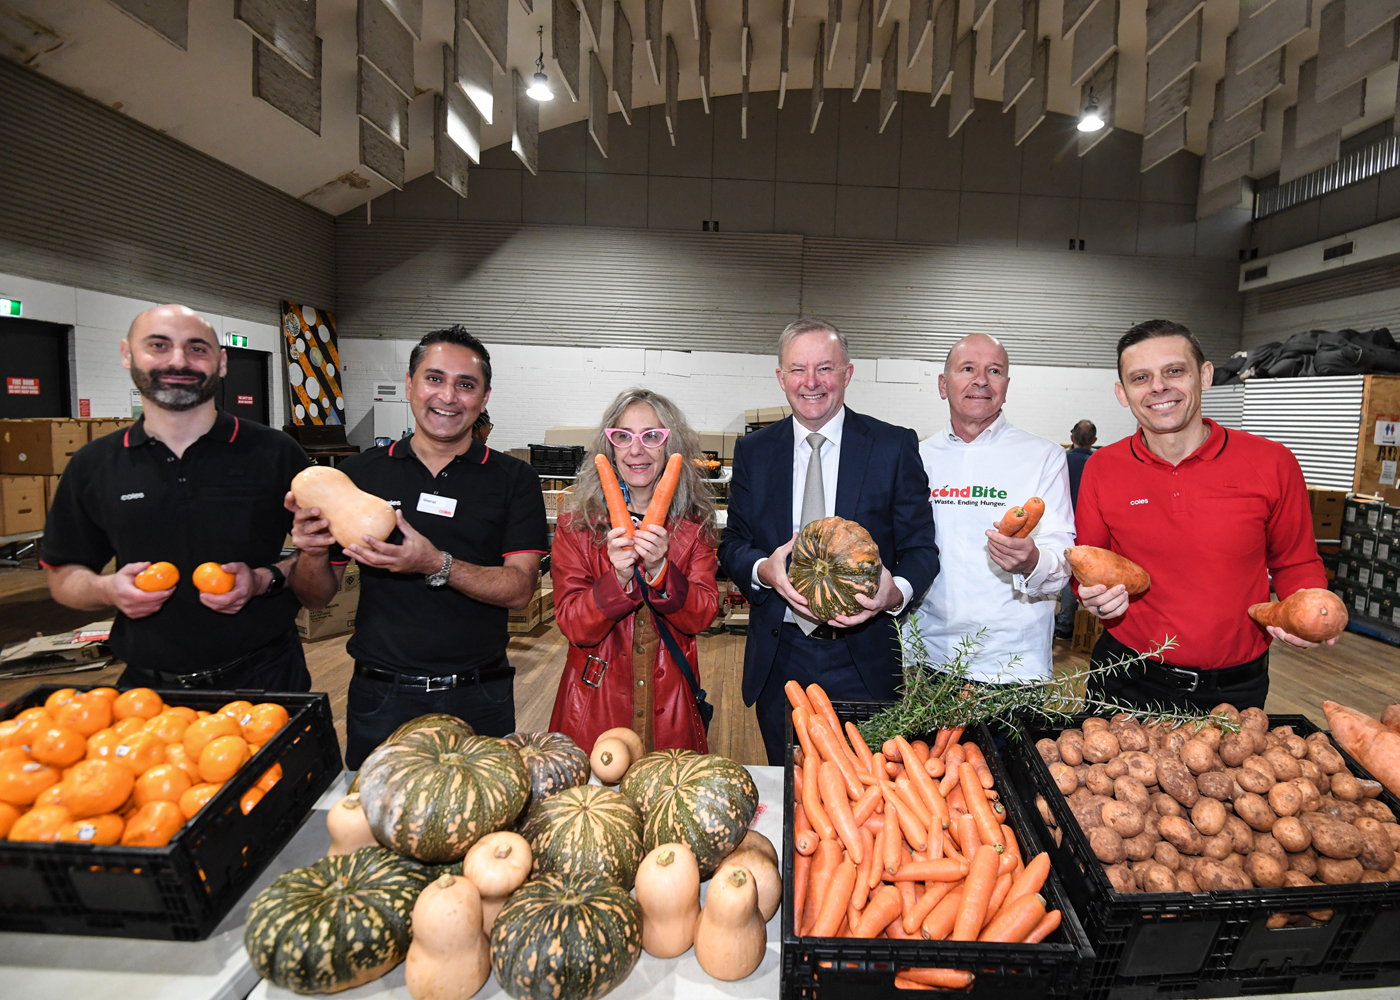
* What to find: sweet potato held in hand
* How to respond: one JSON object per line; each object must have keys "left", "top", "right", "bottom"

{"left": 1247, "top": 588, "right": 1347, "bottom": 643}
{"left": 1064, "top": 546, "right": 1150, "bottom": 595}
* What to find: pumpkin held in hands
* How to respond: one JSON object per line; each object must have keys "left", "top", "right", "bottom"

{"left": 789, "top": 517, "right": 881, "bottom": 621}
{"left": 1248, "top": 588, "right": 1347, "bottom": 643}
{"left": 1065, "top": 546, "right": 1151, "bottom": 595}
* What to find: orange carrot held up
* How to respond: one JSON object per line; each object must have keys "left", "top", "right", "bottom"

{"left": 639, "top": 452, "right": 683, "bottom": 530}
{"left": 595, "top": 454, "right": 634, "bottom": 538}
{"left": 1014, "top": 497, "right": 1046, "bottom": 538}
{"left": 997, "top": 506, "right": 1029, "bottom": 535}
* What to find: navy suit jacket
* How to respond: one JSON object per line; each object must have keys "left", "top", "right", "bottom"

{"left": 718, "top": 408, "right": 940, "bottom": 704}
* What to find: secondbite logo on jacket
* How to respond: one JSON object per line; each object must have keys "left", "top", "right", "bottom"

{"left": 929, "top": 485, "right": 1009, "bottom": 508}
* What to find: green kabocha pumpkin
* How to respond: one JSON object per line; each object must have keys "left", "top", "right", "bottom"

{"left": 491, "top": 872, "right": 642, "bottom": 1000}
{"left": 518, "top": 784, "right": 644, "bottom": 888}
{"left": 244, "top": 846, "right": 429, "bottom": 995}
{"left": 788, "top": 516, "right": 881, "bottom": 621}
{"left": 349, "top": 713, "right": 475, "bottom": 794}
{"left": 358, "top": 728, "right": 529, "bottom": 863}
{"left": 619, "top": 750, "right": 759, "bottom": 879}
{"left": 505, "top": 731, "right": 590, "bottom": 806}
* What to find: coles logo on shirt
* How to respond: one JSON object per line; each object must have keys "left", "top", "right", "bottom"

{"left": 930, "top": 485, "right": 1010, "bottom": 508}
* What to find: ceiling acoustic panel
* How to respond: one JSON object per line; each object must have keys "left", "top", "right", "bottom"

{"left": 359, "top": 0, "right": 415, "bottom": 99}
{"left": 464, "top": 0, "right": 509, "bottom": 75}
{"left": 1241, "top": 0, "right": 1280, "bottom": 19}
{"left": 1062, "top": 0, "right": 1100, "bottom": 40}
{"left": 105, "top": 0, "right": 188, "bottom": 49}
{"left": 1214, "top": 80, "right": 1265, "bottom": 156}
{"left": 780, "top": 17, "right": 790, "bottom": 106}
{"left": 1294, "top": 56, "right": 1364, "bottom": 148}
{"left": 511, "top": 68, "right": 539, "bottom": 173}
{"left": 553, "top": 0, "right": 582, "bottom": 102}
{"left": 1071, "top": 0, "right": 1118, "bottom": 87}
{"left": 1345, "top": 0, "right": 1400, "bottom": 46}
{"left": 433, "top": 93, "right": 470, "bottom": 197}
{"left": 454, "top": 5, "right": 496, "bottom": 123}
{"left": 1234, "top": 0, "right": 1309, "bottom": 72}
{"left": 812, "top": 21, "right": 827, "bottom": 132}
{"left": 1280, "top": 104, "right": 1340, "bottom": 184}
{"left": 1013, "top": 37, "right": 1048, "bottom": 143}
{"left": 1200, "top": 121, "right": 1253, "bottom": 191}
{"left": 358, "top": 59, "right": 410, "bottom": 148}
{"left": 441, "top": 43, "right": 481, "bottom": 162}
{"left": 382, "top": 0, "right": 424, "bottom": 36}
{"left": 854, "top": 0, "right": 874, "bottom": 100}
{"left": 690, "top": 0, "right": 702, "bottom": 38}
{"left": 909, "top": 0, "right": 933, "bottom": 64}
{"left": 1221, "top": 30, "right": 1283, "bottom": 120}
{"left": 360, "top": 118, "right": 404, "bottom": 188}
{"left": 973, "top": 0, "right": 995, "bottom": 31}
{"left": 699, "top": 6, "right": 712, "bottom": 112}
{"left": 613, "top": 2, "right": 634, "bottom": 124}
{"left": 949, "top": 27, "right": 975, "bottom": 136}
{"left": 588, "top": 50, "right": 609, "bottom": 157}
{"left": 1197, "top": 176, "right": 1245, "bottom": 220}
{"left": 742, "top": 28, "right": 754, "bottom": 135}
{"left": 253, "top": 35, "right": 321, "bottom": 134}
{"left": 1001, "top": 0, "right": 1039, "bottom": 109}
{"left": 879, "top": 23, "right": 899, "bottom": 130}
{"left": 235, "top": 0, "right": 317, "bottom": 79}
{"left": 742, "top": 0, "right": 751, "bottom": 73}
{"left": 1317, "top": 0, "right": 1398, "bottom": 101}
{"left": 1146, "top": 9, "right": 1200, "bottom": 101}
{"left": 879, "top": 0, "right": 895, "bottom": 26}
{"left": 580, "top": 0, "right": 604, "bottom": 50}
{"left": 989, "top": 0, "right": 1027, "bottom": 74}
{"left": 666, "top": 34, "right": 680, "bottom": 142}
{"left": 1078, "top": 52, "right": 1115, "bottom": 155}
{"left": 828, "top": 0, "right": 843, "bottom": 69}
{"left": 1144, "top": 69, "right": 1191, "bottom": 136}
{"left": 931, "top": 0, "right": 955, "bottom": 102}
{"left": 646, "top": 0, "right": 663, "bottom": 83}
{"left": 1141, "top": 108, "right": 1187, "bottom": 171}
{"left": 1145, "top": 0, "right": 1204, "bottom": 54}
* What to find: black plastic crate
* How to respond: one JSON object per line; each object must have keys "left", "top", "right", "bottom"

{"left": 1002, "top": 713, "right": 1400, "bottom": 1000}
{"left": 0, "top": 685, "right": 341, "bottom": 940}
{"left": 529, "top": 443, "right": 585, "bottom": 475}
{"left": 781, "top": 702, "right": 1096, "bottom": 1000}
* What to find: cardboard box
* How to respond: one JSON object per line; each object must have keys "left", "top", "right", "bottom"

{"left": 1307, "top": 486, "right": 1347, "bottom": 540}
{"left": 1072, "top": 607, "right": 1105, "bottom": 655}
{"left": 509, "top": 592, "right": 543, "bottom": 633}
{"left": 543, "top": 426, "right": 596, "bottom": 447}
{"left": 44, "top": 475, "right": 61, "bottom": 511}
{"left": 1, "top": 475, "right": 46, "bottom": 535}
{"left": 295, "top": 562, "right": 359, "bottom": 641}
{"left": 87, "top": 419, "right": 135, "bottom": 441}
{"left": 0, "top": 419, "right": 88, "bottom": 475}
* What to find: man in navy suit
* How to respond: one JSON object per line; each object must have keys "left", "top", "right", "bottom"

{"left": 719, "top": 319, "right": 940, "bottom": 765}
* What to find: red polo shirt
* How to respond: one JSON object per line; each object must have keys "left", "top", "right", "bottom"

{"left": 1074, "top": 419, "right": 1326, "bottom": 670}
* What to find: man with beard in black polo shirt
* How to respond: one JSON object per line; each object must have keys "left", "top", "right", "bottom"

{"left": 44, "top": 304, "right": 320, "bottom": 690}
{"left": 288, "top": 326, "right": 547, "bottom": 768}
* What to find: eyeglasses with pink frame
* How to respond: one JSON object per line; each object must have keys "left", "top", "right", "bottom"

{"left": 605, "top": 427, "right": 670, "bottom": 449}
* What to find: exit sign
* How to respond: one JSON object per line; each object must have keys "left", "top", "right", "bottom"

{"left": 0, "top": 298, "right": 20, "bottom": 317}
{"left": 227, "top": 334, "right": 248, "bottom": 347}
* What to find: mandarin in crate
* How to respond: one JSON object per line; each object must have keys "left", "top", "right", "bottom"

{"left": 192, "top": 561, "right": 235, "bottom": 594}
{"left": 54, "top": 693, "right": 112, "bottom": 737}
{"left": 0, "top": 746, "right": 31, "bottom": 766}
{"left": 0, "top": 802, "right": 18, "bottom": 838}
{"left": 8, "top": 805, "right": 71, "bottom": 843}
{"left": 183, "top": 713, "right": 239, "bottom": 758}
{"left": 179, "top": 782, "right": 223, "bottom": 820}
{"left": 243, "top": 703, "right": 289, "bottom": 745}
{"left": 57, "top": 813, "right": 125, "bottom": 845}
{"left": 164, "top": 744, "right": 203, "bottom": 784}
{"left": 113, "top": 688, "right": 164, "bottom": 721}
{"left": 15, "top": 707, "right": 50, "bottom": 725}
{"left": 219, "top": 701, "right": 255, "bottom": 728}
{"left": 86, "top": 728, "right": 122, "bottom": 761}
{"left": 44, "top": 688, "right": 78, "bottom": 712}
{"left": 134, "top": 762, "right": 192, "bottom": 806}
{"left": 199, "top": 735, "right": 250, "bottom": 783}
{"left": 62, "top": 759, "right": 135, "bottom": 818}
{"left": 165, "top": 705, "right": 197, "bottom": 724}
{"left": 241, "top": 786, "right": 265, "bottom": 815}
{"left": 87, "top": 687, "right": 119, "bottom": 702}
{"left": 0, "top": 759, "right": 59, "bottom": 806}
{"left": 111, "top": 717, "right": 145, "bottom": 740}
{"left": 35, "top": 783, "right": 65, "bottom": 807}
{"left": 121, "top": 799, "right": 185, "bottom": 847}
{"left": 255, "top": 763, "right": 282, "bottom": 792}
{"left": 142, "top": 712, "right": 189, "bottom": 744}
{"left": 30, "top": 724, "right": 87, "bottom": 768}
{"left": 0, "top": 720, "right": 20, "bottom": 747}
{"left": 112, "top": 732, "right": 165, "bottom": 774}
{"left": 134, "top": 561, "right": 178, "bottom": 592}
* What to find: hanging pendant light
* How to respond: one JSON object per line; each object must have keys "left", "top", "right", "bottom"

{"left": 1078, "top": 88, "right": 1105, "bottom": 132}
{"left": 527, "top": 26, "right": 554, "bottom": 101}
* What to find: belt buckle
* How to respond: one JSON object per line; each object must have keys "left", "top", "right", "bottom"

{"left": 424, "top": 674, "right": 456, "bottom": 692}
{"left": 1166, "top": 665, "right": 1200, "bottom": 692}
{"left": 582, "top": 656, "right": 607, "bottom": 688}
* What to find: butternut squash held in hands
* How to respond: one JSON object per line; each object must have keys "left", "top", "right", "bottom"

{"left": 634, "top": 842, "right": 701, "bottom": 958}
{"left": 326, "top": 793, "right": 379, "bottom": 855}
{"left": 461, "top": 831, "right": 532, "bottom": 933}
{"left": 405, "top": 873, "right": 492, "bottom": 1000}
{"left": 1248, "top": 588, "right": 1348, "bottom": 643}
{"left": 1065, "top": 546, "right": 1151, "bottom": 595}
{"left": 695, "top": 862, "right": 767, "bottom": 981}
{"left": 291, "top": 466, "right": 396, "bottom": 549}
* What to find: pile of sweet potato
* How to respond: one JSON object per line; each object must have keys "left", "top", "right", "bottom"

{"left": 1033, "top": 707, "right": 1400, "bottom": 893}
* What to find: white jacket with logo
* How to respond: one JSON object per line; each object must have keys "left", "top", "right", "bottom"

{"left": 914, "top": 414, "right": 1074, "bottom": 682}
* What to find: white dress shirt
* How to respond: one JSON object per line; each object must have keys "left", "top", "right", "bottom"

{"left": 753, "top": 408, "right": 913, "bottom": 620}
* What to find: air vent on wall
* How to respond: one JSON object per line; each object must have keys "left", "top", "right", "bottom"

{"left": 1323, "top": 242, "right": 1355, "bottom": 262}
{"left": 1244, "top": 266, "right": 1269, "bottom": 282}
{"left": 374, "top": 384, "right": 398, "bottom": 397}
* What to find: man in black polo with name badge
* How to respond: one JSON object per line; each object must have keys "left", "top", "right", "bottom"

{"left": 289, "top": 326, "right": 547, "bottom": 768}
{"left": 45, "top": 304, "right": 317, "bottom": 690}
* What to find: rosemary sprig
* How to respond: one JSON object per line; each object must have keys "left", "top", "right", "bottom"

{"left": 856, "top": 619, "right": 1239, "bottom": 748}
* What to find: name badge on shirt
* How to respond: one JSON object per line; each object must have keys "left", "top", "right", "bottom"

{"left": 417, "top": 493, "right": 457, "bottom": 517}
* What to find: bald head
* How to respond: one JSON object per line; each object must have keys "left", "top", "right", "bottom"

{"left": 122, "top": 304, "right": 224, "bottom": 412}
{"left": 939, "top": 333, "right": 1010, "bottom": 439}
{"left": 943, "top": 333, "right": 1008, "bottom": 376}
{"left": 128, "top": 303, "right": 217, "bottom": 343}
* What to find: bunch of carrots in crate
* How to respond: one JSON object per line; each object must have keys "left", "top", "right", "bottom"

{"left": 788, "top": 681, "right": 1063, "bottom": 992}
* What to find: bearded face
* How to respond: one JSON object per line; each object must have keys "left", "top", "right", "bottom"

{"left": 129, "top": 360, "right": 220, "bottom": 411}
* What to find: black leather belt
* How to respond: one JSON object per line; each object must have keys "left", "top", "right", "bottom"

{"left": 1137, "top": 652, "right": 1269, "bottom": 693}
{"left": 354, "top": 660, "right": 514, "bottom": 692}
{"left": 145, "top": 629, "right": 295, "bottom": 688}
{"left": 784, "top": 621, "right": 847, "bottom": 641}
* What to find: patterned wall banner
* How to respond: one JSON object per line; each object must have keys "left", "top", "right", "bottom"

{"left": 281, "top": 301, "right": 345, "bottom": 425}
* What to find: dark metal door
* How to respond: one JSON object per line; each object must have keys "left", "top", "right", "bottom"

{"left": 0, "top": 318, "right": 71, "bottom": 418}
{"left": 218, "top": 347, "right": 270, "bottom": 425}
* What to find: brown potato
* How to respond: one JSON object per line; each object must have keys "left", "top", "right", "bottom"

{"left": 1235, "top": 792, "right": 1280, "bottom": 832}
{"left": 1272, "top": 816, "right": 1312, "bottom": 853}
{"left": 1069, "top": 786, "right": 1092, "bottom": 807}
{"left": 1115, "top": 723, "right": 1150, "bottom": 753}
{"left": 1312, "top": 821, "right": 1364, "bottom": 860}
{"left": 1074, "top": 802, "right": 1105, "bottom": 831}
{"left": 1263, "top": 748, "right": 1302, "bottom": 782}
{"left": 1036, "top": 739, "right": 1062, "bottom": 765}
{"left": 1210, "top": 703, "right": 1242, "bottom": 727}
{"left": 1316, "top": 856, "right": 1363, "bottom": 884}
{"left": 1359, "top": 827, "right": 1396, "bottom": 872}
{"left": 1202, "top": 832, "right": 1234, "bottom": 860}
{"left": 1142, "top": 807, "right": 1161, "bottom": 839}
{"left": 1160, "top": 815, "right": 1205, "bottom": 855}
{"left": 1240, "top": 707, "right": 1269, "bottom": 732}
{"left": 1124, "top": 832, "right": 1159, "bottom": 862}
{"left": 1105, "top": 756, "right": 1130, "bottom": 780}
{"left": 1354, "top": 816, "right": 1385, "bottom": 834}
{"left": 1086, "top": 764, "right": 1115, "bottom": 797}
{"left": 1180, "top": 739, "right": 1214, "bottom": 775}
{"left": 1219, "top": 732, "right": 1255, "bottom": 768}
{"left": 1360, "top": 870, "right": 1392, "bottom": 883}
{"left": 1271, "top": 725, "right": 1295, "bottom": 738}
{"left": 1248, "top": 729, "right": 1270, "bottom": 754}
{"left": 1105, "top": 863, "right": 1138, "bottom": 894}
{"left": 1356, "top": 779, "right": 1383, "bottom": 799}
{"left": 1245, "top": 852, "right": 1285, "bottom": 888}
{"left": 1114, "top": 776, "right": 1151, "bottom": 813}
{"left": 1254, "top": 833, "right": 1289, "bottom": 868}
{"left": 1158, "top": 758, "right": 1200, "bottom": 807}
{"left": 1050, "top": 762, "right": 1079, "bottom": 796}
{"left": 1197, "top": 771, "right": 1234, "bottom": 801}
{"left": 1242, "top": 755, "right": 1277, "bottom": 781}
{"left": 1164, "top": 731, "right": 1188, "bottom": 755}
{"left": 1057, "top": 732, "right": 1084, "bottom": 766}
{"left": 1152, "top": 792, "right": 1184, "bottom": 818}
{"left": 1195, "top": 726, "right": 1224, "bottom": 752}
{"left": 1196, "top": 859, "right": 1251, "bottom": 891}
{"left": 1103, "top": 800, "right": 1147, "bottom": 838}
{"left": 1122, "top": 751, "right": 1158, "bottom": 787}
{"left": 1237, "top": 767, "right": 1275, "bottom": 795}
{"left": 1385, "top": 825, "right": 1400, "bottom": 852}
{"left": 1298, "top": 759, "right": 1328, "bottom": 793}
{"left": 1325, "top": 799, "right": 1364, "bottom": 824}
{"left": 1329, "top": 773, "right": 1362, "bottom": 802}
{"left": 1175, "top": 869, "right": 1201, "bottom": 892}
{"left": 1280, "top": 734, "right": 1308, "bottom": 760}
{"left": 1073, "top": 765, "right": 1091, "bottom": 788}
{"left": 1082, "top": 718, "right": 1110, "bottom": 734}
{"left": 1268, "top": 781, "right": 1302, "bottom": 818}
{"left": 1091, "top": 826, "right": 1127, "bottom": 864}
{"left": 1294, "top": 778, "right": 1322, "bottom": 814}
{"left": 1084, "top": 730, "right": 1121, "bottom": 764}
{"left": 1154, "top": 840, "right": 1181, "bottom": 871}
{"left": 1224, "top": 815, "right": 1255, "bottom": 855}
{"left": 1289, "top": 847, "right": 1318, "bottom": 876}
{"left": 1140, "top": 862, "right": 1178, "bottom": 893}
{"left": 1306, "top": 740, "right": 1347, "bottom": 775}
{"left": 1263, "top": 731, "right": 1282, "bottom": 751}
{"left": 1036, "top": 794, "right": 1058, "bottom": 830}
{"left": 1361, "top": 799, "right": 1395, "bottom": 826}
{"left": 1282, "top": 870, "right": 1316, "bottom": 887}
{"left": 1191, "top": 798, "right": 1228, "bottom": 837}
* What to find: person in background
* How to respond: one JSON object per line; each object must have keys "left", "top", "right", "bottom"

{"left": 549, "top": 389, "right": 718, "bottom": 755}
{"left": 914, "top": 334, "right": 1073, "bottom": 682}
{"left": 1054, "top": 420, "right": 1097, "bottom": 640}
{"left": 472, "top": 409, "right": 492, "bottom": 445}
{"left": 719, "top": 318, "right": 940, "bottom": 766}
{"left": 1075, "top": 320, "right": 1330, "bottom": 712}
{"left": 288, "top": 326, "right": 547, "bottom": 768}
{"left": 45, "top": 304, "right": 316, "bottom": 690}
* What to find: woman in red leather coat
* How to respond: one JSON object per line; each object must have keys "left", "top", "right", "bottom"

{"left": 549, "top": 389, "right": 719, "bottom": 755}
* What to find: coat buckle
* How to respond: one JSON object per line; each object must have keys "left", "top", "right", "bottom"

{"left": 582, "top": 655, "right": 608, "bottom": 688}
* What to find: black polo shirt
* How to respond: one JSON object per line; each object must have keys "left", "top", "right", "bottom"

{"left": 42, "top": 411, "right": 310, "bottom": 675}
{"left": 331, "top": 434, "right": 548, "bottom": 675}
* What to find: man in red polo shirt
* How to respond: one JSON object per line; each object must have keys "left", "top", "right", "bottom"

{"left": 1076, "top": 320, "right": 1331, "bottom": 711}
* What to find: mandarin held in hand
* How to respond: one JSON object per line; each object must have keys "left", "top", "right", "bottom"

{"left": 134, "top": 561, "right": 179, "bottom": 592}
{"left": 192, "top": 562, "right": 236, "bottom": 594}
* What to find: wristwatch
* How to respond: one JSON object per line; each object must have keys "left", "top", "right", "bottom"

{"left": 426, "top": 550, "right": 453, "bottom": 588}
{"left": 261, "top": 564, "right": 287, "bottom": 598}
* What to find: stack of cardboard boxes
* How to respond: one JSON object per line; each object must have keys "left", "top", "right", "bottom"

{"left": 295, "top": 561, "right": 359, "bottom": 641}
{"left": 744, "top": 407, "right": 792, "bottom": 432}
{"left": 1330, "top": 496, "right": 1400, "bottom": 630}
{"left": 509, "top": 574, "right": 555, "bottom": 634}
{"left": 0, "top": 418, "right": 135, "bottom": 536}
{"left": 1071, "top": 606, "right": 1106, "bottom": 655}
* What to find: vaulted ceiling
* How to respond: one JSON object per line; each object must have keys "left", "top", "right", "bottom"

{"left": 3, "top": 0, "right": 1397, "bottom": 216}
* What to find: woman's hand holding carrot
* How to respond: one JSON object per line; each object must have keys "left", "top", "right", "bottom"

{"left": 604, "top": 526, "right": 639, "bottom": 586}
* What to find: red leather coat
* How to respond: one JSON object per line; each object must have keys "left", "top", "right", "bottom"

{"left": 549, "top": 513, "right": 718, "bottom": 754}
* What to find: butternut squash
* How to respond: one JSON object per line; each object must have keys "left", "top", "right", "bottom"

{"left": 1248, "top": 588, "right": 1347, "bottom": 643}
{"left": 326, "top": 793, "right": 379, "bottom": 856}
{"left": 595, "top": 727, "right": 644, "bottom": 763}
{"left": 694, "top": 862, "right": 767, "bottom": 981}
{"left": 737, "top": 829, "right": 779, "bottom": 867}
{"left": 405, "top": 873, "right": 491, "bottom": 1000}
{"left": 461, "top": 830, "right": 532, "bottom": 933}
{"left": 634, "top": 842, "right": 701, "bottom": 958}
{"left": 590, "top": 737, "right": 633, "bottom": 784}
{"left": 291, "top": 466, "right": 396, "bottom": 550}
{"left": 718, "top": 845, "right": 782, "bottom": 921}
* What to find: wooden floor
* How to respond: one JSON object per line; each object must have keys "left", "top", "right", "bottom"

{"left": 2, "top": 563, "right": 1397, "bottom": 766}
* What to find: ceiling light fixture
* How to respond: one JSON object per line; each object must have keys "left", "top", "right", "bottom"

{"left": 527, "top": 26, "right": 553, "bottom": 102}
{"left": 1078, "top": 90, "right": 1105, "bottom": 132}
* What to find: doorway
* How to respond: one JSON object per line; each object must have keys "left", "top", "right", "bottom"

{"left": 0, "top": 317, "right": 71, "bottom": 418}
{"left": 218, "top": 346, "right": 271, "bottom": 425}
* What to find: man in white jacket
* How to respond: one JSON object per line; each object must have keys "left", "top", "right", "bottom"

{"left": 914, "top": 334, "right": 1074, "bottom": 682}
